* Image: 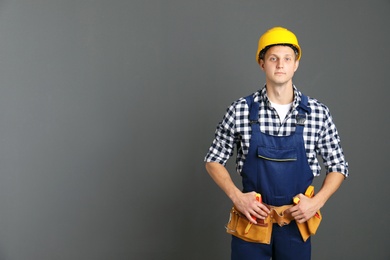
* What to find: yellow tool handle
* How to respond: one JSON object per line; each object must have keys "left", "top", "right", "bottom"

{"left": 293, "top": 185, "right": 315, "bottom": 204}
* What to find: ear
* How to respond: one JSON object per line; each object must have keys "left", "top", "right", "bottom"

{"left": 259, "top": 60, "right": 265, "bottom": 71}
{"left": 294, "top": 60, "right": 299, "bottom": 72}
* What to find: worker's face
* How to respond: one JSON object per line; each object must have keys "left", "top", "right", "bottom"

{"left": 259, "top": 45, "right": 299, "bottom": 86}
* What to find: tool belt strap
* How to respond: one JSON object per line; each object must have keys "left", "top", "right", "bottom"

{"left": 267, "top": 204, "right": 295, "bottom": 227}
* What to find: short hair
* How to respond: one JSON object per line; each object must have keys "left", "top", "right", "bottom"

{"left": 258, "top": 44, "right": 299, "bottom": 61}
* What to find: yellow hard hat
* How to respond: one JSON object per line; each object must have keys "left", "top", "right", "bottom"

{"left": 256, "top": 27, "right": 301, "bottom": 63}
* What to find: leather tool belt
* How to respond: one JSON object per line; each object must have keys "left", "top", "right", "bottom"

{"left": 225, "top": 189, "right": 322, "bottom": 244}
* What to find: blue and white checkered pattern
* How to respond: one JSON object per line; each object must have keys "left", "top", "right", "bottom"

{"left": 204, "top": 86, "right": 349, "bottom": 177}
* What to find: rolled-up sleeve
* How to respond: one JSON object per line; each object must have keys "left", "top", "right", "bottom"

{"left": 204, "top": 103, "right": 237, "bottom": 166}
{"left": 317, "top": 110, "right": 349, "bottom": 177}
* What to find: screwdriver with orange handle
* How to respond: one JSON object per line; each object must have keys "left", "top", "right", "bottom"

{"left": 244, "top": 193, "right": 262, "bottom": 234}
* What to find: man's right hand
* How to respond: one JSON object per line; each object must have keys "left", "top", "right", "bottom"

{"left": 233, "top": 191, "right": 270, "bottom": 224}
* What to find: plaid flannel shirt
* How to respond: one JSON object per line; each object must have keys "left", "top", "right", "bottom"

{"left": 205, "top": 86, "right": 349, "bottom": 177}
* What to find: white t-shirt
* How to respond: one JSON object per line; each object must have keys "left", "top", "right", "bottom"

{"left": 269, "top": 101, "right": 293, "bottom": 122}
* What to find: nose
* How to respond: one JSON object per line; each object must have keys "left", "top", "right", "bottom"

{"left": 276, "top": 60, "right": 284, "bottom": 68}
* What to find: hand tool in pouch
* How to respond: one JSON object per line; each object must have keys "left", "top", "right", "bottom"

{"left": 244, "top": 193, "right": 262, "bottom": 234}
{"left": 293, "top": 185, "right": 322, "bottom": 241}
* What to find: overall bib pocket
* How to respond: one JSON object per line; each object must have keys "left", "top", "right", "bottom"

{"left": 257, "top": 146, "right": 297, "bottom": 162}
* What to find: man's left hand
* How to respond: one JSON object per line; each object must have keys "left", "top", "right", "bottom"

{"left": 287, "top": 194, "right": 319, "bottom": 223}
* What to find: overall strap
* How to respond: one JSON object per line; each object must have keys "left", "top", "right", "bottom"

{"left": 295, "top": 94, "right": 311, "bottom": 135}
{"left": 297, "top": 94, "right": 311, "bottom": 114}
{"left": 245, "top": 95, "right": 260, "bottom": 133}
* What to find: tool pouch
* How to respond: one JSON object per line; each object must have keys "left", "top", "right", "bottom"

{"left": 294, "top": 186, "right": 323, "bottom": 241}
{"left": 225, "top": 206, "right": 273, "bottom": 244}
{"left": 225, "top": 205, "right": 322, "bottom": 243}
{"left": 296, "top": 209, "right": 322, "bottom": 242}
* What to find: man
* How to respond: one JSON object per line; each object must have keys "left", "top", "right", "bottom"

{"left": 204, "top": 27, "right": 348, "bottom": 259}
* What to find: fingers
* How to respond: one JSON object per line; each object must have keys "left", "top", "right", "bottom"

{"left": 295, "top": 213, "right": 311, "bottom": 223}
{"left": 245, "top": 210, "right": 263, "bottom": 224}
{"left": 246, "top": 202, "right": 270, "bottom": 223}
{"left": 237, "top": 192, "right": 271, "bottom": 223}
{"left": 295, "top": 217, "right": 307, "bottom": 224}
{"left": 289, "top": 203, "right": 316, "bottom": 223}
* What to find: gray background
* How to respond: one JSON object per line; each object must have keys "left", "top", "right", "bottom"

{"left": 0, "top": 0, "right": 388, "bottom": 259}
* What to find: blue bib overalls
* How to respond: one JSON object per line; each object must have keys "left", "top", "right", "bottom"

{"left": 231, "top": 94, "right": 313, "bottom": 260}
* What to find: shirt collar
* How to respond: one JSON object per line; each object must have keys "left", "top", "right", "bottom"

{"left": 255, "top": 85, "right": 302, "bottom": 110}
